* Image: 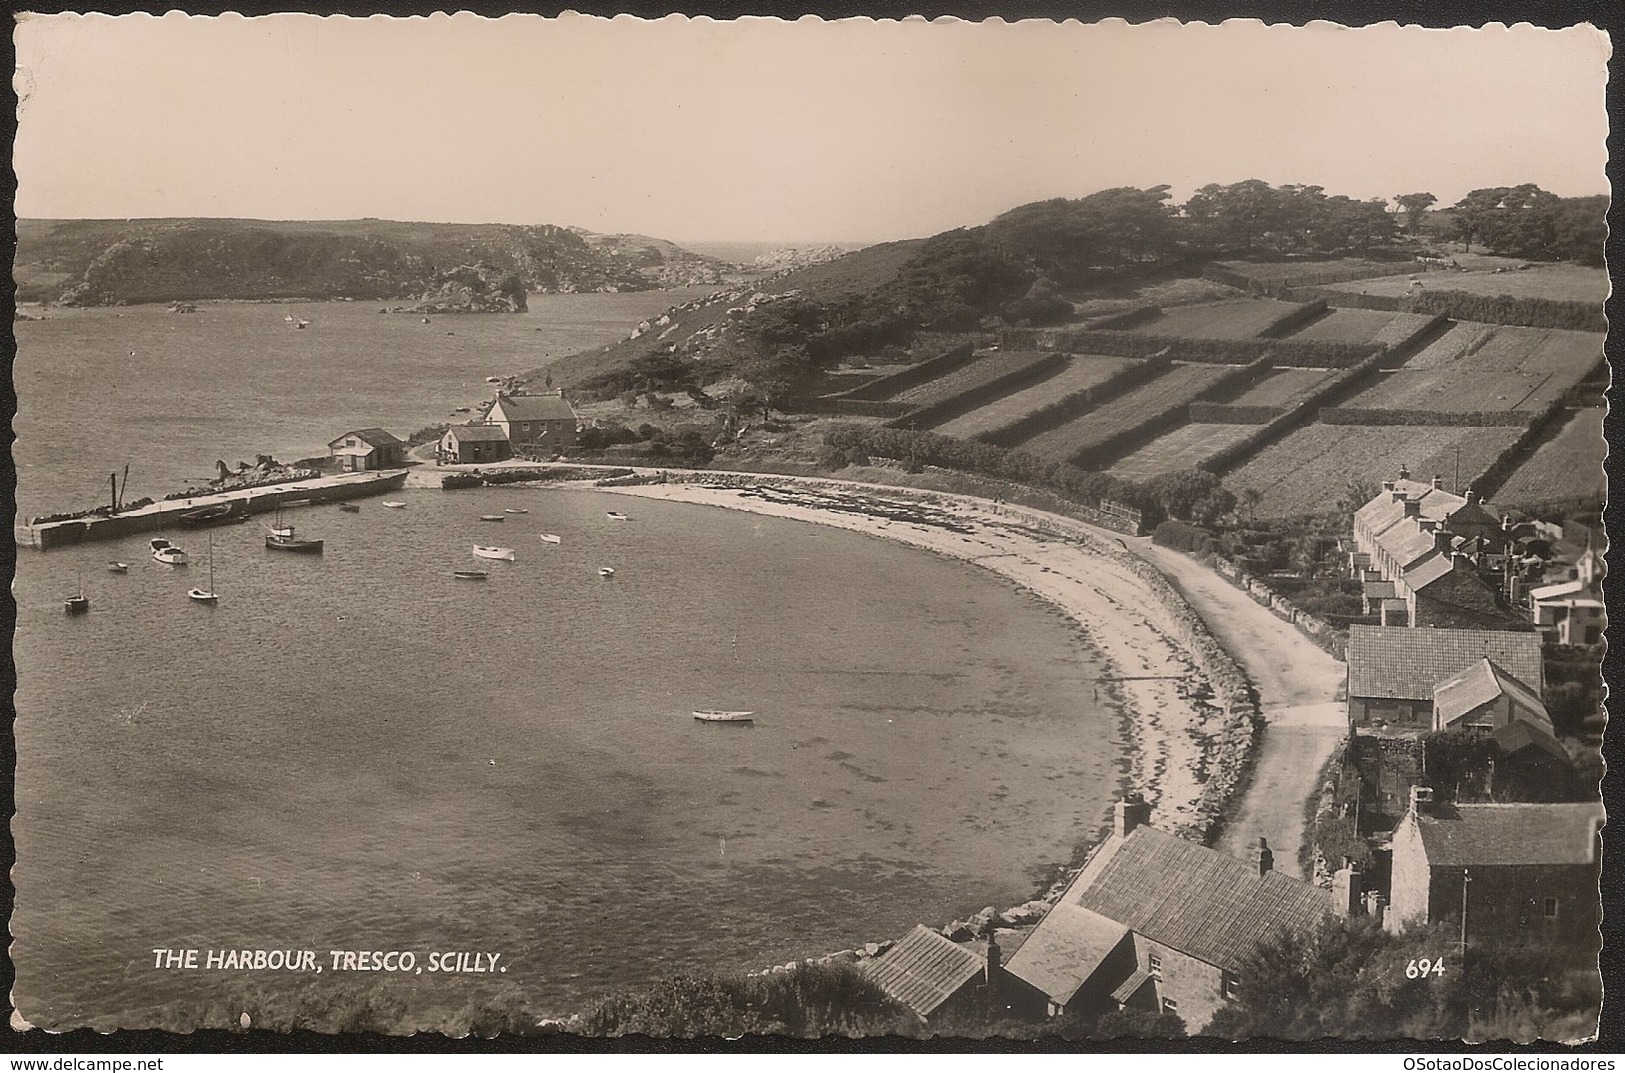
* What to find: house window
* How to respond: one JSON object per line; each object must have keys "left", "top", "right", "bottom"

{"left": 1543, "top": 897, "right": 1559, "bottom": 921}
{"left": 1147, "top": 953, "right": 1162, "bottom": 978}
{"left": 1222, "top": 971, "right": 1240, "bottom": 1001}
{"left": 1162, "top": 997, "right": 1178, "bottom": 1015}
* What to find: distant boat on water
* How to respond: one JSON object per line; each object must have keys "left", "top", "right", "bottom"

{"left": 382, "top": 501, "right": 407, "bottom": 509}
{"left": 178, "top": 503, "right": 242, "bottom": 527}
{"left": 539, "top": 533, "right": 561, "bottom": 544}
{"left": 606, "top": 511, "right": 630, "bottom": 521}
{"left": 693, "top": 710, "right": 754, "bottom": 725}
{"left": 265, "top": 523, "right": 324, "bottom": 554}
{"left": 337, "top": 503, "right": 360, "bottom": 513}
{"left": 188, "top": 534, "right": 220, "bottom": 604}
{"left": 65, "top": 571, "right": 90, "bottom": 615}
{"left": 479, "top": 514, "right": 505, "bottom": 522}
{"left": 598, "top": 566, "right": 615, "bottom": 577}
{"left": 151, "top": 538, "right": 188, "bottom": 566}
{"left": 504, "top": 508, "right": 528, "bottom": 514}
{"left": 453, "top": 570, "right": 488, "bottom": 580}
{"left": 107, "top": 561, "right": 128, "bottom": 574}
{"left": 473, "top": 545, "right": 515, "bottom": 561}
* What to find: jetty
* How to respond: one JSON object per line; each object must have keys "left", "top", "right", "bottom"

{"left": 15, "top": 469, "right": 409, "bottom": 551}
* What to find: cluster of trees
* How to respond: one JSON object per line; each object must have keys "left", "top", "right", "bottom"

{"left": 1184, "top": 181, "right": 1400, "bottom": 255}
{"left": 575, "top": 420, "right": 717, "bottom": 466}
{"left": 1208, "top": 918, "right": 1599, "bottom": 1042}
{"left": 1444, "top": 185, "right": 1606, "bottom": 265}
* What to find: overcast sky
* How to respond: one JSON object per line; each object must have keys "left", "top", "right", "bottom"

{"left": 12, "top": 14, "right": 1611, "bottom": 243}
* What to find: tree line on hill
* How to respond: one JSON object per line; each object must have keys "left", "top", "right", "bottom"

{"left": 580, "top": 179, "right": 1601, "bottom": 413}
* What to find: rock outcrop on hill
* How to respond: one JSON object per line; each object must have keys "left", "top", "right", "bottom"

{"left": 409, "top": 262, "right": 528, "bottom": 314}
{"left": 752, "top": 245, "right": 848, "bottom": 272}
{"left": 18, "top": 218, "right": 725, "bottom": 306}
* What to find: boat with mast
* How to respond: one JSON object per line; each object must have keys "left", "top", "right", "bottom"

{"left": 64, "top": 570, "right": 90, "bottom": 615}
{"left": 188, "top": 534, "right": 219, "bottom": 604}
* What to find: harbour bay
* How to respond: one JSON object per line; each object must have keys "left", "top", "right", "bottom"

{"left": 10, "top": 308, "right": 1126, "bottom": 1029}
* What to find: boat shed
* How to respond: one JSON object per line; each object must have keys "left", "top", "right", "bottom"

{"left": 328, "top": 428, "right": 407, "bottom": 472}
{"left": 864, "top": 924, "right": 991, "bottom": 1023}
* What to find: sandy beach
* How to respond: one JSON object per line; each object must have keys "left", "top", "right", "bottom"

{"left": 591, "top": 473, "right": 1248, "bottom": 838}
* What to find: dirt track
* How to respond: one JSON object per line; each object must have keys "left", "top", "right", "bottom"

{"left": 1134, "top": 539, "right": 1347, "bottom": 877}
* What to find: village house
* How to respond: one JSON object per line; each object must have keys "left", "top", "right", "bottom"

{"left": 1350, "top": 474, "right": 1515, "bottom": 629}
{"left": 1001, "top": 797, "right": 1334, "bottom": 1033}
{"left": 1528, "top": 538, "right": 1605, "bottom": 646}
{"left": 1431, "top": 658, "right": 1553, "bottom": 734}
{"left": 1385, "top": 789, "right": 1604, "bottom": 949}
{"left": 864, "top": 924, "right": 1003, "bottom": 1025}
{"left": 488, "top": 391, "right": 579, "bottom": 454}
{"left": 327, "top": 428, "right": 407, "bottom": 472}
{"left": 438, "top": 424, "right": 512, "bottom": 465}
{"left": 1344, "top": 624, "right": 1543, "bottom": 733}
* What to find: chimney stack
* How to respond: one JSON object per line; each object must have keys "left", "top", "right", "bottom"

{"left": 1253, "top": 837, "right": 1274, "bottom": 876}
{"left": 1432, "top": 475, "right": 1444, "bottom": 490}
{"left": 1434, "top": 529, "right": 1453, "bottom": 554}
{"left": 1404, "top": 500, "right": 1421, "bottom": 518}
{"left": 983, "top": 929, "right": 1002, "bottom": 987}
{"left": 1381, "top": 481, "right": 1396, "bottom": 493}
{"left": 1332, "top": 860, "right": 1363, "bottom": 918}
{"left": 1465, "top": 490, "right": 1479, "bottom": 505}
{"left": 1114, "top": 793, "right": 1151, "bottom": 839}
{"left": 1399, "top": 464, "right": 1411, "bottom": 480}
{"left": 1409, "top": 784, "right": 1434, "bottom": 815}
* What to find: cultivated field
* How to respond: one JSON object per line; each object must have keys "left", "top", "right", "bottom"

{"left": 1284, "top": 308, "right": 1400, "bottom": 344}
{"left": 1144, "top": 298, "right": 1308, "bottom": 340}
{"left": 1109, "top": 422, "right": 1262, "bottom": 481}
{"left": 1012, "top": 363, "right": 1234, "bottom": 463}
{"left": 1224, "top": 424, "right": 1525, "bottom": 519}
{"left": 930, "top": 354, "right": 1138, "bottom": 438}
{"left": 1216, "top": 258, "right": 1416, "bottom": 286}
{"left": 1223, "top": 367, "right": 1337, "bottom": 408}
{"left": 1344, "top": 324, "right": 1604, "bottom": 412}
{"left": 1492, "top": 408, "right": 1607, "bottom": 507}
{"left": 888, "top": 350, "right": 1056, "bottom": 406}
{"left": 1322, "top": 262, "right": 1608, "bottom": 303}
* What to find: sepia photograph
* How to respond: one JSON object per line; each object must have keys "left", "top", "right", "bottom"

{"left": 6, "top": 11, "right": 1612, "bottom": 1047}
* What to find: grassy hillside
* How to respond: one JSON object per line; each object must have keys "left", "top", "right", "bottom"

{"left": 15, "top": 218, "right": 728, "bottom": 304}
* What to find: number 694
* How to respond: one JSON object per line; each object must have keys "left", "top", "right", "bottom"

{"left": 1406, "top": 957, "right": 1446, "bottom": 979}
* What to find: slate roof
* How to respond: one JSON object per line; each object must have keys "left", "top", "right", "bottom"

{"left": 1414, "top": 802, "right": 1603, "bottom": 868}
{"left": 492, "top": 393, "right": 578, "bottom": 422}
{"left": 1110, "top": 968, "right": 1154, "bottom": 1005}
{"left": 1001, "top": 903, "right": 1129, "bottom": 1007}
{"left": 1066, "top": 827, "right": 1329, "bottom": 971}
{"left": 1491, "top": 719, "right": 1570, "bottom": 765}
{"left": 1363, "top": 580, "right": 1397, "bottom": 599}
{"left": 329, "top": 427, "right": 402, "bottom": 449}
{"left": 444, "top": 424, "right": 509, "bottom": 443}
{"left": 1346, "top": 625, "right": 1544, "bottom": 702}
{"left": 1402, "top": 552, "right": 1454, "bottom": 591}
{"left": 1433, "top": 658, "right": 1551, "bottom": 732}
{"left": 1379, "top": 522, "right": 1441, "bottom": 573}
{"left": 864, "top": 924, "right": 985, "bottom": 1018}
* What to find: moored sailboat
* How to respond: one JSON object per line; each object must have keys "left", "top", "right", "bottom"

{"left": 188, "top": 534, "right": 219, "bottom": 604}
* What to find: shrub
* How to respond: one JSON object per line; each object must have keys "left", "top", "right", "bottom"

{"left": 1153, "top": 519, "right": 1216, "bottom": 554}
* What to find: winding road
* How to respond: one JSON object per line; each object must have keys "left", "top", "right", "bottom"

{"left": 1129, "top": 537, "right": 1348, "bottom": 877}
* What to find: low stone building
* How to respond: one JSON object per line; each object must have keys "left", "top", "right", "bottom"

{"left": 327, "top": 428, "right": 407, "bottom": 472}
{"left": 439, "top": 424, "right": 511, "bottom": 465}
{"left": 1386, "top": 791, "right": 1604, "bottom": 948}
{"left": 1345, "top": 625, "right": 1544, "bottom": 733}
{"left": 1002, "top": 797, "right": 1333, "bottom": 1033}
{"left": 864, "top": 924, "right": 996, "bottom": 1024}
{"left": 1432, "top": 658, "right": 1553, "bottom": 734}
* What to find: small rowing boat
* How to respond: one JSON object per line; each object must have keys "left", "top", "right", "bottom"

{"left": 598, "top": 567, "right": 615, "bottom": 577}
{"left": 473, "top": 545, "right": 516, "bottom": 561}
{"left": 382, "top": 501, "right": 407, "bottom": 509}
{"left": 152, "top": 540, "right": 188, "bottom": 565}
{"left": 338, "top": 503, "right": 360, "bottom": 513}
{"left": 479, "top": 514, "right": 505, "bottom": 522}
{"left": 606, "top": 511, "right": 629, "bottom": 521}
{"left": 107, "top": 561, "right": 128, "bottom": 574}
{"left": 539, "top": 533, "right": 562, "bottom": 544}
{"left": 453, "top": 570, "right": 488, "bottom": 580}
{"left": 504, "top": 508, "right": 528, "bottom": 514}
{"left": 693, "top": 709, "right": 754, "bottom": 724}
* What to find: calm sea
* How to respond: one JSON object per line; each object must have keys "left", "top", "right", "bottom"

{"left": 10, "top": 299, "right": 1123, "bottom": 1031}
